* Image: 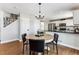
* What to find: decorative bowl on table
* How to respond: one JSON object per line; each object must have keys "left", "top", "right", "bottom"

{"left": 35, "top": 34, "right": 40, "bottom": 37}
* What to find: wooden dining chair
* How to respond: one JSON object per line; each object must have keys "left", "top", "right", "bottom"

{"left": 46, "top": 33, "right": 59, "bottom": 54}
{"left": 22, "top": 33, "right": 28, "bottom": 54}
{"left": 53, "top": 33, "right": 59, "bottom": 54}
{"left": 29, "top": 39, "right": 45, "bottom": 55}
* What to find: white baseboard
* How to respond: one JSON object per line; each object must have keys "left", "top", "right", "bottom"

{"left": 58, "top": 43, "right": 79, "bottom": 50}
{"left": 0, "top": 39, "right": 22, "bottom": 44}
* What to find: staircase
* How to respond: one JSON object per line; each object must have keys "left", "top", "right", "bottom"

{"left": 4, "top": 13, "right": 19, "bottom": 27}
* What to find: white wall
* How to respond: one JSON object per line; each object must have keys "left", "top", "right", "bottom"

{"left": 0, "top": 12, "right": 41, "bottom": 43}
{"left": 1, "top": 20, "right": 19, "bottom": 42}
{"left": 20, "top": 15, "right": 41, "bottom": 35}
{"left": 29, "top": 16, "right": 35, "bottom": 34}
{"left": 20, "top": 14, "right": 30, "bottom": 36}
{"left": 0, "top": 11, "right": 33, "bottom": 43}
{"left": 29, "top": 16, "right": 40, "bottom": 34}
{"left": 40, "top": 22, "right": 44, "bottom": 31}
{"left": 0, "top": 22, "right": 1, "bottom": 41}
{"left": 34, "top": 19, "right": 40, "bottom": 34}
{"left": 0, "top": 10, "right": 4, "bottom": 42}
{"left": 0, "top": 11, "right": 20, "bottom": 43}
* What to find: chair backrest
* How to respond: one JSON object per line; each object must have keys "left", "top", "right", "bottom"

{"left": 22, "top": 33, "right": 27, "bottom": 42}
{"left": 53, "top": 33, "right": 59, "bottom": 43}
{"left": 29, "top": 39, "right": 45, "bottom": 52}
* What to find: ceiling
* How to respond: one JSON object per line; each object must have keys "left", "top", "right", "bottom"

{"left": 0, "top": 3, "right": 79, "bottom": 20}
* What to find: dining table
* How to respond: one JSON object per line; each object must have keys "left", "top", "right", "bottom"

{"left": 26, "top": 34, "right": 53, "bottom": 51}
{"left": 26, "top": 34, "right": 53, "bottom": 43}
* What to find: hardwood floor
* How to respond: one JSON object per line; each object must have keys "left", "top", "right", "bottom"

{"left": 0, "top": 40, "right": 22, "bottom": 55}
{"left": 0, "top": 40, "right": 79, "bottom": 55}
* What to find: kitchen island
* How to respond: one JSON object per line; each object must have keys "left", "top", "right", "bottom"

{"left": 48, "top": 30, "right": 79, "bottom": 34}
{"left": 45, "top": 30, "right": 79, "bottom": 50}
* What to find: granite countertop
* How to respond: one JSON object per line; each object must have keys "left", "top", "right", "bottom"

{"left": 53, "top": 30, "right": 79, "bottom": 34}
{"left": 45, "top": 30, "right": 79, "bottom": 34}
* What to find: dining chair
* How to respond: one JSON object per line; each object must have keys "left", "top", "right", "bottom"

{"left": 22, "top": 33, "right": 28, "bottom": 54}
{"left": 46, "top": 33, "right": 59, "bottom": 54}
{"left": 29, "top": 39, "right": 45, "bottom": 55}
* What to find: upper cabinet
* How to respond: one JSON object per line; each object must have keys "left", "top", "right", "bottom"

{"left": 73, "top": 10, "right": 79, "bottom": 25}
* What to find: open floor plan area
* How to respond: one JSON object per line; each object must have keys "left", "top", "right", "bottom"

{"left": 0, "top": 3, "right": 79, "bottom": 55}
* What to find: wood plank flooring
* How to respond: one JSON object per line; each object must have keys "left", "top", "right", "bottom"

{"left": 0, "top": 40, "right": 79, "bottom": 55}
{"left": 0, "top": 40, "right": 22, "bottom": 55}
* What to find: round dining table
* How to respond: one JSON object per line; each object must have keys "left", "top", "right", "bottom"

{"left": 26, "top": 34, "right": 53, "bottom": 43}
{"left": 26, "top": 34, "right": 53, "bottom": 54}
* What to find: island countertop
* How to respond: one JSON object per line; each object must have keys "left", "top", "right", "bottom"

{"left": 44, "top": 30, "right": 79, "bottom": 34}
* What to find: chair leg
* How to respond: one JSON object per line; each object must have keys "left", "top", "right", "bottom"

{"left": 25, "top": 45, "right": 28, "bottom": 54}
{"left": 53, "top": 43, "right": 54, "bottom": 52}
{"left": 47, "top": 45, "right": 48, "bottom": 54}
{"left": 56, "top": 44, "right": 58, "bottom": 55}
{"left": 26, "top": 45, "right": 27, "bottom": 50}
{"left": 23, "top": 44, "right": 24, "bottom": 54}
{"left": 26, "top": 44, "right": 28, "bottom": 51}
{"left": 42, "top": 51, "right": 44, "bottom": 55}
{"left": 29, "top": 50, "right": 31, "bottom": 55}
